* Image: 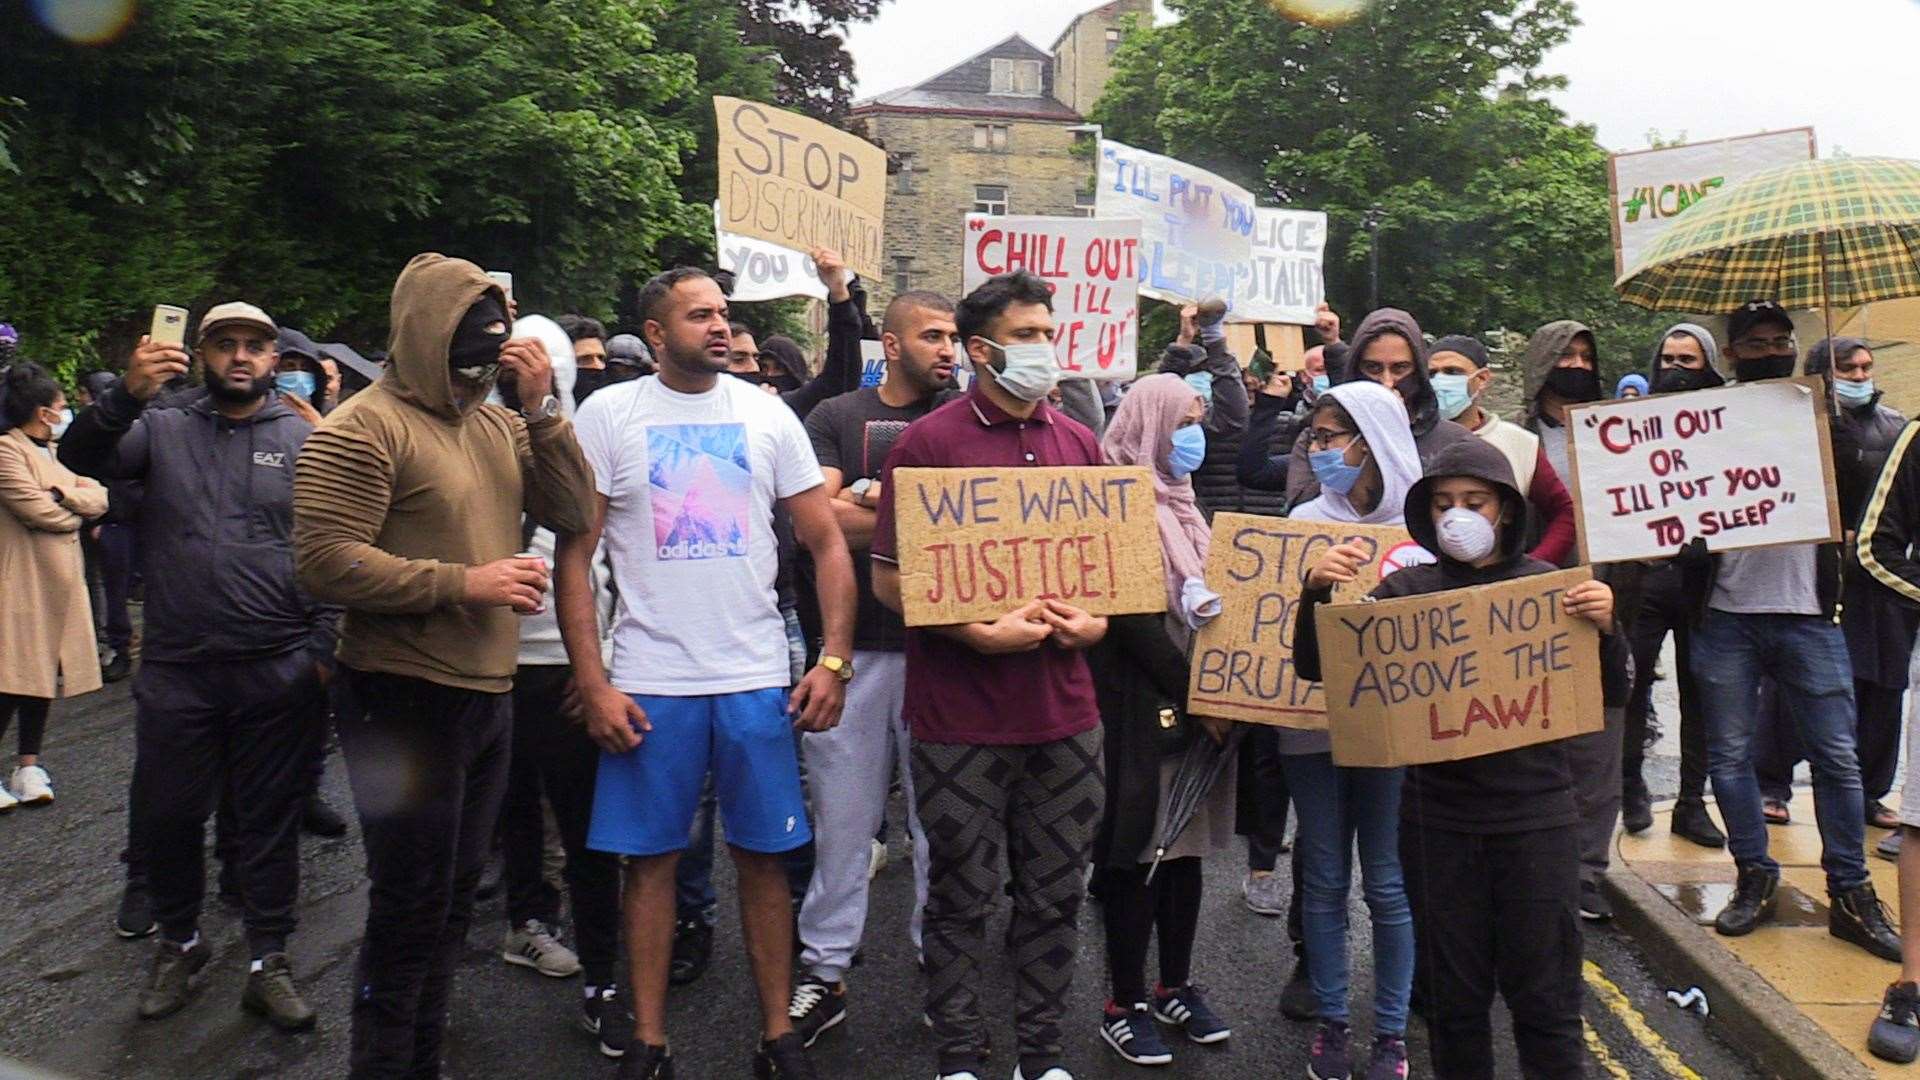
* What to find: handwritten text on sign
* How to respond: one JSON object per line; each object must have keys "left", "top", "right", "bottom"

{"left": 1317, "top": 568, "right": 1605, "bottom": 768}
{"left": 1187, "top": 515, "right": 1423, "bottom": 728}
{"left": 1565, "top": 377, "right": 1840, "bottom": 562}
{"left": 714, "top": 97, "right": 887, "bottom": 282}
{"left": 892, "top": 466, "right": 1166, "bottom": 627}
{"left": 714, "top": 203, "right": 827, "bottom": 303}
{"left": 1095, "top": 139, "right": 1327, "bottom": 325}
{"left": 962, "top": 214, "right": 1141, "bottom": 380}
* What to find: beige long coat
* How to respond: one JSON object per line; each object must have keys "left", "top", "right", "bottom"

{"left": 0, "top": 428, "right": 106, "bottom": 698}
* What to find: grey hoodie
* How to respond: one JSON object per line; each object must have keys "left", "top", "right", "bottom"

{"left": 1645, "top": 322, "right": 1726, "bottom": 389}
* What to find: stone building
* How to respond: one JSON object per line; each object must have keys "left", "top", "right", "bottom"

{"left": 850, "top": 0, "right": 1149, "bottom": 313}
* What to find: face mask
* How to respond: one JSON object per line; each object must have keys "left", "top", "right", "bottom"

{"left": 1182, "top": 372, "right": 1213, "bottom": 401}
{"left": 1544, "top": 365, "right": 1601, "bottom": 403}
{"left": 1310, "top": 446, "right": 1366, "bottom": 496}
{"left": 1167, "top": 424, "right": 1206, "bottom": 479}
{"left": 449, "top": 295, "right": 510, "bottom": 384}
{"left": 1835, "top": 378, "right": 1876, "bottom": 406}
{"left": 979, "top": 339, "right": 1059, "bottom": 403}
{"left": 1310, "top": 374, "right": 1330, "bottom": 395}
{"left": 1431, "top": 372, "right": 1476, "bottom": 421}
{"left": 1436, "top": 506, "right": 1499, "bottom": 563}
{"left": 572, "top": 367, "right": 610, "bottom": 405}
{"left": 1653, "top": 367, "right": 1719, "bottom": 394}
{"left": 275, "top": 371, "right": 316, "bottom": 400}
{"left": 1734, "top": 355, "right": 1795, "bottom": 383}
{"left": 45, "top": 407, "right": 72, "bottom": 441}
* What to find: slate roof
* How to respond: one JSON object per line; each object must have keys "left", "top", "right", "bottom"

{"left": 851, "top": 35, "right": 1083, "bottom": 123}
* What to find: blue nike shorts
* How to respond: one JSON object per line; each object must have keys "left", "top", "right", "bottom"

{"left": 588, "top": 688, "right": 811, "bottom": 857}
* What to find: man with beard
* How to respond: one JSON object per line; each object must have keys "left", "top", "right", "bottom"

{"left": 293, "top": 255, "right": 595, "bottom": 1079}
{"left": 560, "top": 314, "right": 612, "bottom": 404}
{"left": 785, "top": 290, "right": 957, "bottom": 1046}
{"left": 60, "top": 302, "right": 341, "bottom": 1030}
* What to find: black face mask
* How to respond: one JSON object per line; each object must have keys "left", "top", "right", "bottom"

{"left": 448, "top": 295, "right": 510, "bottom": 384}
{"left": 572, "top": 367, "right": 610, "bottom": 405}
{"left": 1653, "top": 367, "right": 1722, "bottom": 394}
{"left": 1734, "top": 355, "right": 1796, "bottom": 383}
{"left": 1544, "top": 365, "right": 1601, "bottom": 404}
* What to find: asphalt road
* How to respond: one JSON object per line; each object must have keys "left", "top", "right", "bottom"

{"left": 0, "top": 641, "right": 1766, "bottom": 1079}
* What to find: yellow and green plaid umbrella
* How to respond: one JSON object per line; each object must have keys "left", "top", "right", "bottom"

{"left": 1615, "top": 156, "right": 1920, "bottom": 312}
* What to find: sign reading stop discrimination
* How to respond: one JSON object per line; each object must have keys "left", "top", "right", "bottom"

{"left": 715, "top": 96, "right": 887, "bottom": 282}
{"left": 961, "top": 214, "right": 1141, "bottom": 380}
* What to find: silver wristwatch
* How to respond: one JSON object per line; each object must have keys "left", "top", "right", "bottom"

{"left": 522, "top": 394, "right": 560, "bottom": 421}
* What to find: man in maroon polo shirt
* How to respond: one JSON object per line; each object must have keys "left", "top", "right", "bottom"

{"left": 871, "top": 270, "right": 1108, "bottom": 1080}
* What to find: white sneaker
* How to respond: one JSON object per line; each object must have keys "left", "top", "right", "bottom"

{"left": 867, "top": 838, "right": 890, "bottom": 880}
{"left": 502, "top": 918, "right": 582, "bottom": 977}
{"left": 1012, "top": 1067, "right": 1074, "bottom": 1080}
{"left": 9, "top": 766, "right": 52, "bottom": 806}
{"left": 0, "top": 782, "right": 17, "bottom": 812}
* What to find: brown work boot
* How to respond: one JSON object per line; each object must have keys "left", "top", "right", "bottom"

{"left": 138, "top": 938, "right": 211, "bottom": 1020}
{"left": 241, "top": 952, "right": 316, "bottom": 1031}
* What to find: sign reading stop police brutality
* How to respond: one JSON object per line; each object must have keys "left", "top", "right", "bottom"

{"left": 960, "top": 214, "right": 1141, "bottom": 380}
{"left": 1095, "top": 139, "right": 1326, "bottom": 325}
{"left": 891, "top": 466, "right": 1166, "bottom": 627}
{"left": 714, "top": 96, "right": 887, "bottom": 282}
{"left": 714, "top": 203, "right": 828, "bottom": 303}
{"left": 1316, "top": 568, "right": 1606, "bottom": 768}
{"left": 1565, "top": 377, "right": 1841, "bottom": 563}
{"left": 1188, "top": 514, "right": 1428, "bottom": 728}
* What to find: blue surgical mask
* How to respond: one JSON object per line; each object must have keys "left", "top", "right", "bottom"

{"left": 1310, "top": 446, "right": 1366, "bottom": 495}
{"left": 1835, "top": 378, "right": 1875, "bottom": 407}
{"left": 1167, "top": 424, "right": 1206, "bottom": 479}
{"left": 276, "top": 371, "right": 317, "bottom": 400}
{"left": 1182, "top": 372, "right": 1213, "bottom": 401}
{"left": 1311, "top": 374, "right": 1331, "bottom": 395}
{"left": 979, "top": 338, "right": 1059, "bottom": 403}
{"left": 1431, "top": 372, "right": 1475, "bottom": 421}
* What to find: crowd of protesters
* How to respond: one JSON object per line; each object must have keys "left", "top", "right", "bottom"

{"left": 5, "top": 246, "right": 1920, "bottom": 1080}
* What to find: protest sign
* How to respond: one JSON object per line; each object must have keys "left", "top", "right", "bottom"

{"left": 1224, "top": 324, "right": 1258, "bottom": 367}
{"left": 1264, "top": 324, "right": 1307, "bottom": 371}
{"left": 715, "top": 96, "right": 888, "bottom": 281}
{"left": 1565, "top": 377, "right": 1840, "bottom": 562}
{"left": 714, "top": 203, "right": 828, "bottom": 302}
{"left": 1608, "top": 128, "right": 1814, "bottom": 276}
{"left": 1188, "top": 515, "right": 1425, "bottom": 728}
{"left": 961, "top": 214, "right": 1141, "bottom": 380}
{"left": 892, "top": 466, "right": 1165, "bottom": 627}
{"left": 859, "top": 339, "right": 885, "bottom": 388}
{"left": 1095, "top": 139, "right": 1326, "bottom": 325}
{"left": 1316, "top": 568, "right": 1605, "bottom": 768}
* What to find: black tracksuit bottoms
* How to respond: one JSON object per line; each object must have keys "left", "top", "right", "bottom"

{"left": 335, "top": 667, "right": 511, "bottom": 1080}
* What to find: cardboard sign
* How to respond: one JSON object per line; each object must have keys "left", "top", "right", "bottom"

{"left": 892, "top": 466, "right": 1166, "bottom": 626}
{"left": 960, "top": 214, "right": 1141, "bottom": 380}
{"left": 1608, "top": 128, "right": 1814, "bottom": 276}
{"left": 715, "top": 96, "right": 888, "bottom": 282}
{"left": 1188, "top": 515, "right": 1427, "bottom": 728}
{"left": 1317, "top": 568, "right": 1606, "bottom": 768}
{"left": 1565, "top": 377, "right": 1841, "bottom": 563}
{"left": 1263, "top": 324, "right": 1307, "bottom": 371}
{"left": 715, "top": 203, "right": 828, "bottom": 302}
{"left": 1224, "top": 323, "right": 1258, "bottom": 367}
{"left": 1095, "top": 139, "right": 1326, "bottom": 324}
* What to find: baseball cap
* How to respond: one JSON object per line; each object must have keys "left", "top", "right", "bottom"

{"left": 1727, "top": 300, "right": 1794, "bottom": 344}
{"left": 606, "top": 333, "right": 651, "bottom": 367}
{"left": 196, "top": 301, "right": 277, "bottom": 343}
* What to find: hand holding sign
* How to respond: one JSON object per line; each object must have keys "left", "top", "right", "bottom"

{"left": 1040, "top": 598, "right": 1108, "bottom": 650}
{"left": 810, "top": 246, "right": 852, "bottom": 302}
{"left": 1305, "top": 542, "right": 1372, "bottom": 589}
{"left": 960, "top": 599, "right": 1053, "bottom": 654}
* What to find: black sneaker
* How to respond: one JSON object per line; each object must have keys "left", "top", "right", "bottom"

{"left": 1308, "top": 1019, "right": 1351, "bottom": 1080}
{"left": 1579, "top": 879, "right": 1613, "bottom": 922}
{"left": 102, "top": 650, "right": 133, "bottom": 683}
{"left": 1621, "top": 776, "right": 1653, "bottom": 834}
{"left": 584, "top": 984, "right": 631, "bottom": 1058}
{"left": 752, "top": 1031, "right": 818, "bottom": 1079}
{"left": 1713, "top": 864, "right": 1778, "bottom": 936}
{"left": 116, "top": 881, "right": 158, "bottom": 939}
{"left": 303, "top": 794, "right": 348, "bottom": 838}
{"left": 1153, "top": 983, "right": 1230, "bottom": 1044}
{"left": 138, "top": 938, "right": 211, "bottom": 1020}
{"left": 787, "top": 976, "right": 846, "bottom": 1048}
{"left": 241, "top": 952, "right": 316, "bottom": 1032}
{"left": 1832, "top": 881, "right": 1903, "bottom": 961}
{"left": 1099, "top": 1002, "right": 1173, "bottom": 1065}
{"left": 669, "top": 917, "right": 713, "bottom": 987}
{"left": 1871, "top": 981, "right": 1920, "bottom": 1064}
{"left": 1280, "top": 963, "right": 1318, "bottom": 1021}
{"left": 617, "top": 1043, "right": 674, "bottom": 1079}
{"left": 1672, "top": 799, "right": 1726, "bottom": 849}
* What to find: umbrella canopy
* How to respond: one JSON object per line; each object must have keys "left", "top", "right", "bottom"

{"left": 1615, "top": 156, "right": 1920, "bottom": 313}
{"left": 1144, "top": 725, "right": 1243, "bottom": 885}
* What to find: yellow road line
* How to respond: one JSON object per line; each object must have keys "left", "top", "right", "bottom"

{"left": 1584, "top": 958, "right": 1706, "bottom": 1080}
{"left": 1584, "top": 1019, "right": 1635, "bottom": 1080}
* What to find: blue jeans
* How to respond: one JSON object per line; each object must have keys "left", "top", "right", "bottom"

{"left": 1690, "top": 609, "right": 1867, "bottom": 892}
{"left": 1279, "top": 752, "right": 1412, "bottom": 1034}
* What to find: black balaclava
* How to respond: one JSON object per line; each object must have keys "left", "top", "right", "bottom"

{"left": 449, "top": 294, "right": 510, "bottom": 385}
{"left": 1543, "top": 365, "right": 1602, "bottom": 404}
{"left": 572, "top": 366, "right": 611, "bottom": 405}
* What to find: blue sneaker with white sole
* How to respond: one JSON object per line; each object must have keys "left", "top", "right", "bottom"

{"left": 1153, "top": 984, "right": 1230, "bottom": 1044}
{"left": 1100, "top": 1002, "right": 1172, "bottom": 1065}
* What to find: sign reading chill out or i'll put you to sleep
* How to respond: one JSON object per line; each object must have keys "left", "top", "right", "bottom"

{"left": 961, "top": 214, "right": 1141, "bottom": 380}
{"left": 1565, "top": 376, "right": 1841, "bottom": 563}
{"left": 1316, "top": 568, "right": 1606, "bottom": 768}
{"left": 891, "top": 466, "right": 1166, "bottom": 627}
{"left": 714, "top": 96, "right": 888, "bottom": 283}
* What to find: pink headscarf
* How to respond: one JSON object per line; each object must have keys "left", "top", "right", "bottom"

{"left": 1100, "top": 374, "right": 1212, "bottom": 626}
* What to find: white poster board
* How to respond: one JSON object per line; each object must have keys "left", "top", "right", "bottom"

{"left": 961, "top": 214, "right": 1141, "bottom": 380}
{"left": 1565, "top": 377, "right": 1841, "bottom": 562}
{"left": 1095, "top": 139, "right": 1325, "bottom": 325}
{"left": 715, "top": 203, "right": 828, "bottom": 302}
{"left": 1608, "top": 128, "right": 1815, "bottom": 276}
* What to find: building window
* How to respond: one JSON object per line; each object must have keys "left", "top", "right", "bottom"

{"left": 893, "top": 151, "right": 917, "bottom": 193}
{"left": 989, "top": 58, "right": 1043, "bottom": 97}
{"left": 1105, "top": 27, "right": 1122, "bottom": 55}
{"left": 893, "top": 256, "right": 913, "bottom": 294}
{"left": 971, "top": 123, "right": 1009, "bottom": 153}
{"left": 973, "top": 184, "right": 1008, "bottom": 216}
{"left": 1073, "top": 190, "right": 1096, "bottom": 218}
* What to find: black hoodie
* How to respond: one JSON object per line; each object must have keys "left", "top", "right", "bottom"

{"left": 1293, "top": 437, "right": 1594, "bottom": 834}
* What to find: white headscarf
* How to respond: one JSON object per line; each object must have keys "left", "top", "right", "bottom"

{"left": 1290, "top": 381, "right": 1423, "bottom": 526}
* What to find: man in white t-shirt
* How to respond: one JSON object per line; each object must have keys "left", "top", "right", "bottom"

{"left": 557, "top": 267, "right": 857, "bottom": 1080}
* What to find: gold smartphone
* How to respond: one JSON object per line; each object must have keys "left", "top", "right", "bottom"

{"left": 150, "top": 304, "right": 189, "bottom": 347}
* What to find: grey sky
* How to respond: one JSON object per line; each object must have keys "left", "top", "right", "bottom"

{"left": 845, "top": 0, "right": 1920, "bottom": 161}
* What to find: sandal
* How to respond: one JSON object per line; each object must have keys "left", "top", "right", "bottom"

{"left": 1762, "top": 797, "right": 1791, "bottom": 826}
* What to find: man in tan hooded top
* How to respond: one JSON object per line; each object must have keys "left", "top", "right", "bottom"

{"left": 293, "top": 253, "right": 594, "bottom": 1079}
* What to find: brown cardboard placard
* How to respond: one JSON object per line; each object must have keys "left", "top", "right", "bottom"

{"left": 1316, "top": 567, "right": 1605, "bottom": 768}
{"left": 893, "top": 466, "right": 1166, "bottom": 627}
{"left": 714, "top": 96, "right": 888, "bottom": 282}
{"left": 1262, "top": 324, "right": 1307, "bottom": 371}
{"left": 1187, "top": 514, "right": 1424, "bottom": 728}
{"left": 1224, "top": 323, "right": 1259, "bottom": 368}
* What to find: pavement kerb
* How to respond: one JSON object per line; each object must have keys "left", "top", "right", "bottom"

{"left": 1602, "top": 861, "right": 1876, "bottom": 1080}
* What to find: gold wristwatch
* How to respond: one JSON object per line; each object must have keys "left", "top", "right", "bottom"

{"left": 819, "top": 655, "right": 855, "bottom": 683}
